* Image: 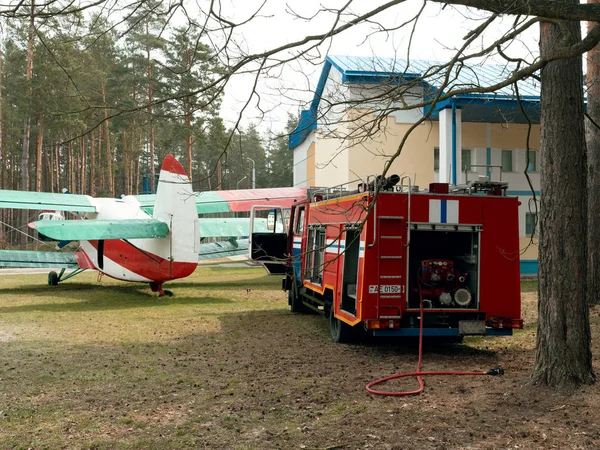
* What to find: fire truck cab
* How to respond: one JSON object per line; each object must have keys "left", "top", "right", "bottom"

{"left": 250, "top": 176, "right": 523, "bottom": 343}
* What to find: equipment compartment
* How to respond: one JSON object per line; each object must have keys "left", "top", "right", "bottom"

{"left": 407, "top": 229, "right": 479, "bottom": 309}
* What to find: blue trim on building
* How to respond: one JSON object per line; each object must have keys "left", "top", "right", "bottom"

{"left": 520, "top": 260, "right": 539, "bottom": 275}
{"left": 289, "top": 59, "right": 333, "bottom": 150}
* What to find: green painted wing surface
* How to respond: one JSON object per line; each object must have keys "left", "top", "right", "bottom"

{"left": 198, "top": 239, "right": 249, "bottom": 260}
{"left": 0, "top": 190, "right": 96, "bottom": 212}
{"left": 199, "top": 218, "right": 269, "bottom": 238}
{"left": 0, "top": 250, "right": 78, "bottom": 268}
{"left": 32, "top": 219, "right": 169, "bottom": 241}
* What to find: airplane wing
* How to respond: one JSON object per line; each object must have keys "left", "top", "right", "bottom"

{"left": 0, "top": 250, "right": 79, "bottom": 268}
{"left": 134, "top": 186, "right": 306, "bottom": 215}
{"left": 30, "top": 219, "right": 169, "bottom": 241}
{"left": 0, "top": 189, "right": 96, "bottom": 212}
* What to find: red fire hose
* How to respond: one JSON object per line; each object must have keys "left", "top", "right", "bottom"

{"left": 366, "top": 289, "right": 503, "bottom": 396}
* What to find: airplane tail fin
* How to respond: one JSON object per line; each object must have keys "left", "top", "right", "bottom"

{"left": 153, "top": 155, "right": 199, "bottom": 264}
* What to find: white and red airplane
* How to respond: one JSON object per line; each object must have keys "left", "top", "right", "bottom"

{"left": 0, "top": 154, "right": 305, "bottom": 296}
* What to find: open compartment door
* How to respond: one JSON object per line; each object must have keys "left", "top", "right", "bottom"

{"left": 249, "top": 206, "right": 289, "bottom": 274}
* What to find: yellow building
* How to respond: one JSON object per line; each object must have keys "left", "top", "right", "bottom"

{"left": 290, "top": 56, "right": 540, "bottom": 274}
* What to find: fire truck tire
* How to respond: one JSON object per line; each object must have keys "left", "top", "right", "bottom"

{"left": 289, "top": 288, "right": 308, "bottom": 313}
{"left": 329, "top": 308, "right": 355, "bottom": 343}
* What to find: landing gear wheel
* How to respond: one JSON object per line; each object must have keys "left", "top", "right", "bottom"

{"left": 150, "top": 282, "right": 173, "bottom": 297}
{"left": 48, "top": 271, "right": 59, "bottom": 286}
{"left": 329, "top": 307, "right": 355, "bottom": 343}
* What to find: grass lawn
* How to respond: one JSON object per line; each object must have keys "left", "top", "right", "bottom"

{"left": 0, "top": 267, "right": 599, "bottom": 449}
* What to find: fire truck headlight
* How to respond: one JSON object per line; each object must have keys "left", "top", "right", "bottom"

{"left": 454, "top": 288, "right": 472, "bottom": 307}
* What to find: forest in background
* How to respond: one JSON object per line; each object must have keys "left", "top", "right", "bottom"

{"left": 0, "top": 2, "right": 294, "bottom": 246}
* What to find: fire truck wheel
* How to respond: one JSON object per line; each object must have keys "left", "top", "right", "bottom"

{"left": 289, "top": 289, "right": 304, "bottom": 313}
{"left": 329, "top": 308, "right": 355, "bottom": 343}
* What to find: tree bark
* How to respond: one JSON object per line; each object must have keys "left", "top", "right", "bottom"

{"left": 0, "top": 44, "right": 4, "bottom": 191}
{"left": 147, "top": 26, "right": 156, "bottom": 194}
{"left": 20, "top": 0, "right": 35, "bottom": 246}
{"left": 185, "top": 48, "right": 193, "bottom": 180}
{"left": 586, "top": 2, "right": 600, "bottom": 305}
{"left": 122, "top": 128, "right": 129, "bottom": 195}
{"left": 35, "top": 114, "right": 44, "bottom": 191}
{"left": 532, "top": 12, "right": 596, "bottom": 387}
{"left": 102, "top": 84, "right": 113, "bottom": 197}
{"left": 90, "top": 130, "right": 95, "bottom": 196}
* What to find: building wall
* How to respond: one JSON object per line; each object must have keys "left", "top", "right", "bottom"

{"left": 292, "top": 131, "right": 315, "bottom": 187}
{"left": 345, "top": 117, "right": 439, "bottom": 188}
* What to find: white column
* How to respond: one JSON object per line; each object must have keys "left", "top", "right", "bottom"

{"left": 438, "top": 106, "right": 462, "bottom": 184}
{"left": 455, "top": 108, "right": 463, "bottom": 184}
{"left": 439, "top": 108, "right": 452, "bottom": 183}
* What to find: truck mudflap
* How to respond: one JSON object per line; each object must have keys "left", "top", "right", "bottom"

{"left": 371, "top": 327, "right": 513, "bottom": 337}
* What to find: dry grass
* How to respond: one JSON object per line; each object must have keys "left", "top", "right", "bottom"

{"left": 0, "top": 268, "right": 599, "bottom": 449}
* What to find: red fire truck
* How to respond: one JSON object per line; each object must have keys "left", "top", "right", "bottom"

{"left": 249, "top": 176, "right": 523, "bottom": 343}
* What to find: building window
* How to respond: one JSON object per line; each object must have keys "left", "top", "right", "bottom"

{"left": 434, "top": 147, "right": 439, "bottom": 172}
{"left": 461, "top": 149, "right": 472, "bottom": 171}
{"left": 526, "top": 150, "right": 537, "bottom": 172}
{"left": 502, "top": 150, "right": 513, "bottom": 172}
{"left": 526, "top": 212, "right": 537, "bottom": 236}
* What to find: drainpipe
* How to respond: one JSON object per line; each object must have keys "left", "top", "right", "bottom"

{"left": 451, "top": 99, "right": 457, "bottom": 185}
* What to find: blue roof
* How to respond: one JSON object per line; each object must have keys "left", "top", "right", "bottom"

{"left": 289, "top": 55, "right": 542, "bottom": 150}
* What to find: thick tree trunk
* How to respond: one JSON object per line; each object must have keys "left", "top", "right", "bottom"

{"left": 130, "top": 118, "right": 136, "bottom": 194}
{"left": 147, "top": 36, "right": 155, "bottom": 194}
{"left": 122, "top": 128, "right": 129, "bottom": 195}
{"left": 102, "top": 84, "right": 113, "bottom": 196}
{"left": 586, "top": 2, "right": 600, "bottom": 305}
{"left": 0, "top": 45, "right": 4, "bottom": 191}
{"left": 55, "top": 141, "right": 60, "bottom": 192}
{"left": 35, "top": 114, "right": 44, "bottom": 191}
{"left": 532, "top": 13, "right": 596, "bottom": 387}
{"left": 80, "top": 136, "right": 86, "bottom": 194}
{"left": 20, "top": 0, "right": 35, "bottom": 246}
{"left": 90, "top": 130, "right": 95, "bottom": 196}
{"left": 46, "top": 143, "right": 53, "bottom": 192}
{"left": 68, "top": 139, "right": 74, "bottom": 193}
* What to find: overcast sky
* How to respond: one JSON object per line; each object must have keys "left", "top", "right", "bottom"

{"left": 214, "top": 0, "right": 540, "bottom": 134}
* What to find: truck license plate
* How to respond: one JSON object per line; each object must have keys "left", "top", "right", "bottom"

{"left": 380, "top": 285, "right": 401, "bottom": 294}
{"left": 458, "top": 320, "right": 486, "bottom": 335}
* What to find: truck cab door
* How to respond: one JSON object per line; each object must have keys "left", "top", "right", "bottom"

{"left": 249, "top": 205, "right": 289, "bottom": 274}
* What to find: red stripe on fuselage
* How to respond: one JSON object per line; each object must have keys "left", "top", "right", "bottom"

{"left": 88, "top": 240, "right": 196, "bottom": 282}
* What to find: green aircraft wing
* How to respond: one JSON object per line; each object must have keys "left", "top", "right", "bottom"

{"left": 31, "top": 219, "right": 170, "bottom": 241}
{"left": 0, "top": 190, "right": 96, "bottom": 212}
{"left": 0, "top": 250, "right": 78, "bottom": 268}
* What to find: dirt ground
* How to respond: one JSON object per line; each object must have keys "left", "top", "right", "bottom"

{"left": 0, "top": 269, "right": 599, "bottom": 449}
